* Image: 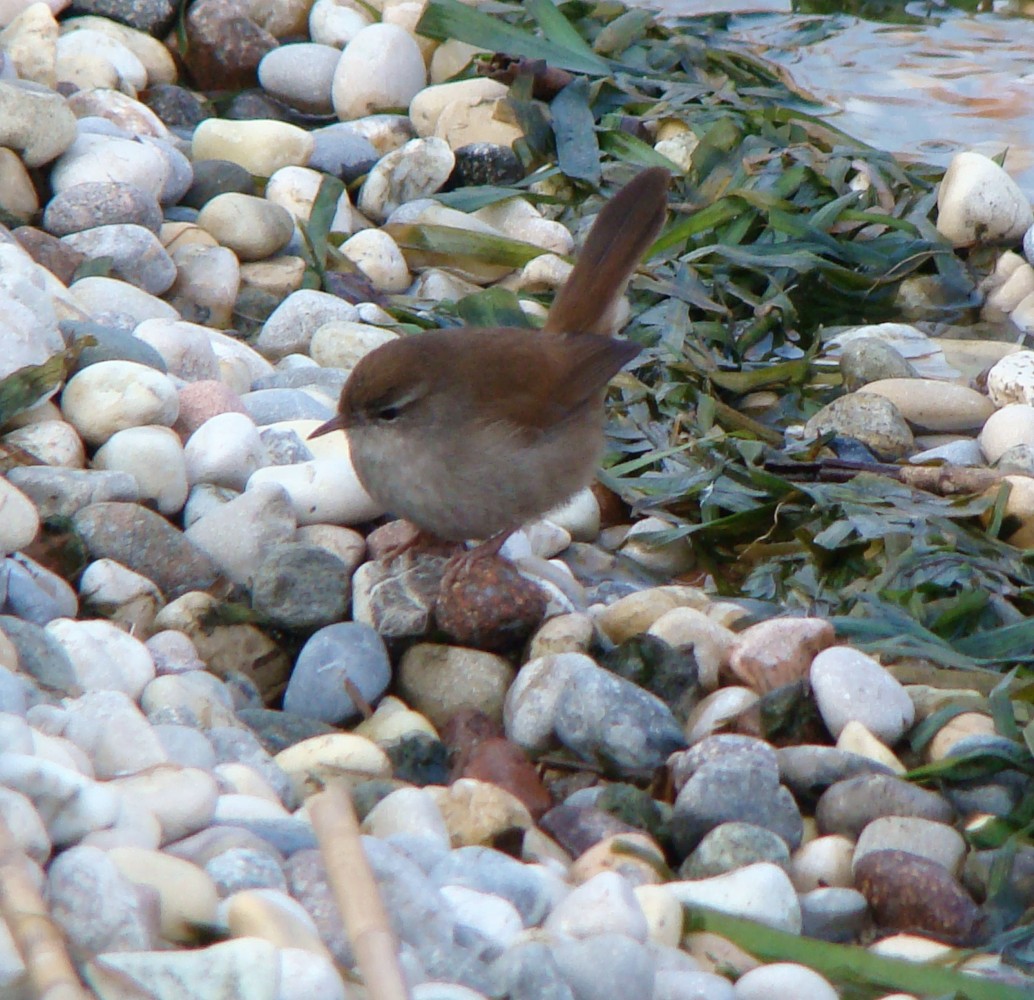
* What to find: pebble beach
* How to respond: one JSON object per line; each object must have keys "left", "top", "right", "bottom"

{"left": 1, "top": 1, "right": 1033, "bottom": 999}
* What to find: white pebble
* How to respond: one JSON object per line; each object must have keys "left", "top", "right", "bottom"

{"left": 185, "top": 412, "right": 269, "bottom": 491}
{"left": 92, "top": 425, "right": 188, "bottom": 515}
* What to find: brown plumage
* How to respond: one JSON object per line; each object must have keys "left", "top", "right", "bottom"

{"left": 310, "top": 168, "right": 670, "bottom": 547}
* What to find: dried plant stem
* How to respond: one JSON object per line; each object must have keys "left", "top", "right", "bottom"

{"left": 309, "top": 783, "right": 409, "bottom": 1000}
{"left": 0, "top": 817, "right": 90, "bottom": 1000}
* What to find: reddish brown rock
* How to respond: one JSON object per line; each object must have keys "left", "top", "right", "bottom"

{"left": 435, "top": 556, "right": 547, "bottom": 652}
{"left": 183, "top": 0, "right": 278, "bottom": 91}
{"left": 174, "top": 380, "right": 248, "bottom": 439}
{"left": 13, "top": 227, "right": 86, "bottom": 286}
{"left": 855, "top": 849, "right": 986, "bottom": 945}
{"left": 458, "top": 736, "right": 552, "bottom": 820}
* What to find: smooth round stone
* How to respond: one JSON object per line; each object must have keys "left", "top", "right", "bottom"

{"left": 339, "top": 228, "right": 410, "bottom": 292}
{"left": 185, "top": 411, "right": 268, "bottom": 490}
{"left": 816, "top": 773, "right": 953, "bottom": 839}
{"left": 165, "top": 242, "right": 240, "bottom": 328}
{"left": 62, "top": 223, "right": 175, "bottom": 295}
{"left": 223, "top": 887, "right": 330, "bottom": 957}
{"left": 153, "top": 723, "right": 216, "bottom": 769}
{"left": 810, "top": 647, "right": 915, "bottom": 745}
{"left": 47, "top": 845, "right": 157, "bottom": 956}
{"left": 441, "top": 884, "right": 523, "bottom": 949}
{"left": 855, "top": 849, "right": 983, "bottom": 945}
{"left": 362, "top": 786, "right": 449, "bottom": 847}
{"left": 803, "top": 392, "right": 914, "bottom": 460}
{"left": 247, "top": 456, "right": 382, "bottom": 527}
{"left": 0, "top": 753, "right": 121, "bottom": 845}
{"left": 776, "top": 745, "right": 894, "bottom": 805}
{"left": 550, "top": 932, "right": 655, "bottom": 1000}
{"left": 332, "top": 22, "right": 426, "bottom": 120}
{"left": 672, "top": 755, "right": 801, "bottom": 856}
{"left": 65, "top": 320, "right": 168, "bottom": 373}
{"left": 836, "top": 721, "right": 905, "bottom": 774}
{"left": 265, "top": 164, "right": 351, "bottom": 230}
{"left": 680, "top": 821, "right": 791, "bottom": 879}
{"left": 61, "top": 688, "right": 167, "bottom": 777}
{"left": 398, "top": 643, "right": 514, "bottom": 730}
{"left": 70, "top": 274, "right": 180, "bottom": 327}
{"left": 0, "top": 478, "right": 39, "bottom": 554}
{"left": 205, "top": 846, "right": 287, "bottom": 897}
{"left": 309, "top": 0, "right": 373, "bottom": 45}
{"left": 789, "top": 834, "right": 856, "bottom": 892}
{"left": 250, "top": 543, "right": 349, "bottom": 629}
{"left": 357, "top": 136, "right": 455, "bottom": 222}
{"left": 427, "top": 778, "right": 533, "bottom": 848}
{"left": 108, "top": 846, "right": 218, "bottom": 942}
{"left": 134, "top": 318, "right": 220, "bottom": 382}
{"left": 727, "top": 617, "right": 833, "bottom": 694}
{"left": 595, "top": 586, "right": 709, "bottom": 644}
{"left": 44, "top": 181, "right": 162, "bottom": 235}
{"left": 51, "top": 132, "right": 172, "bottom": 202}
{"left": 308, "top": 122, "right": 379, "bottom": 181}
{"left": 409, "top": 78, "right": 508, "bottom": 138}
{"left": 354, "top": 695, "right": 436, "bottom": 744}
{"left": 927, "top": 712, "right": 997, "bottom": 760}
{"left": 504, "top": 652, "right": 597, "bottom": 752}
{"left": 543, "top": 870, "right": 648, "bottom": 941}
{"left": 175, "top": 381, "right": 248, "bottom": 439}
{"left": 429, "top": 844, "right": 551, "bottom": 927}
{"left": 669, "top": 862, "right": 801, "bottom": 932}
{"left": 986, "top": 262, "right": 1034, "bottom": 316}
{"left": 735, "top": 962, "right": 838, "bottom": 1000}
{"left": 109, "top": 765, "right": 218, "bottom": 844}
{"left": 986, "top": 350, "right": 1034, "bottom": 408}
{"left": 181, "top": 159, "right": 255, "bottom": 210}
{"left": 196, "top": 193, "right": 294, "bottom": 262}
{"left": 141, "top": 671, "right": 238, "bottom": 730}
{"left": 79, "top": 558, "right": 162, "bottom": 632}
{"left": 93, "top": 425, "right": 188, "bottom": 516}
{"left": 619, "top": 516, "right": 694, "bottom": 576}
{"left": 273, "top": 733, "right": 391, "bottom": 799}
{"left": 75, "top": 503, "right": 219, "bottom": 602}
{"left": 0, "top": 616, "right": 77, "bottom": 697}
{"left": 185, "top": 483, "right": 296, "bottom": 586}
{"left": 853, "top": 815, "right": 965, "bottom": 876}
{"left": 192, "top": 118, "right": 314, "bottom": 177}
{"left": 553, "top": 663, "right": 686, "bottom": 775}
{"left": 839, "top": 337, "right": 917, "bottom": 390}
{"left": 255, "top": 288, "right": 359, "bottom": 360}
{"left": 56, "top": 28, "right": 147, "bottom": 91}
{"left": 284, "top": 622, "right": 390, "bottom": 725}
{"left": 799, "top": 886, "right": 870, "bottom": 942}
{"left": 309, "top": 320, "right": 398, "bottom": 371}
{"left": 242, "top": 388, "right": 333, "bottom": 425}
{"left": 61, "top": 360, "right": 179, "bottom": 446}
{"left": 0, "top": 79, "right": 77, "bottom": 165}
{"left": 936, "top": 150, "right": 1034, "bottom": 247}
{"left": 258, "top": 43, "right": 340, "bottom": 113}
{"left": 858, "top": 378, "right": 995, "bottom": 432}
{"left": 526, "top": 612, "right": 594, "bottom": 661}
{"left": 3, "top": 418, "right": 87, "bottom": 468}
{"left": 46, "top": 619, "right": 156, "bottom": 700}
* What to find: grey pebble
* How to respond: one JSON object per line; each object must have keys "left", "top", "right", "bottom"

{"left": 250, "top": 543, "right": 350, "bottom": 630}
{"left": 6, "top": 468, "right": 140, "bottom": 521}
{"left": 241, "top": 388, "right": 334, "bottom": 425}
{"left": 816, "top": 773, "right": 954, "bottom": 838}
{"left": 43, "top": 181, "right": 163, "bottom": 236}
{"left": 283, "top": 621, "right": 391, "bottom": 725}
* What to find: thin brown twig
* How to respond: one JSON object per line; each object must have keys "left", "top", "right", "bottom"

{"left": 0, "top": 816, "right": 90, "bottom": 1000}
{"left": 309, "top": 782, "right": 410, "bottom": 1000}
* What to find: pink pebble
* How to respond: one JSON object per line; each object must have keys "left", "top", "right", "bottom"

{"left": 174, "top": 380, "right": 247, "bottom": 439}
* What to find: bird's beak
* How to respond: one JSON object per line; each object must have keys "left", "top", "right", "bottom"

{"left": 308, "top": 414, "right": 347, "bottom": 440}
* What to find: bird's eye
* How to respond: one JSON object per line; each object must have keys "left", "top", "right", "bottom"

{"left": 376, "top": 405, "right": 400, "bottom": 422}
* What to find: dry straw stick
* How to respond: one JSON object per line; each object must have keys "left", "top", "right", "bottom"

{"left": 309, "top": 781, "right": 410, "bottom": 1000}
{"left": 0, "top": 816, "right": 91, "bottom": 1000}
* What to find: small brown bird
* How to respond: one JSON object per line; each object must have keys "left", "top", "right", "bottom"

{"left": 310, "top": 167, "right": 670, "bottom": 559}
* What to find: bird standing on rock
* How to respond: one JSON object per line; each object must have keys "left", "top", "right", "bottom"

{"left": 310, "top": 167, "right": 671, "bottom": 563}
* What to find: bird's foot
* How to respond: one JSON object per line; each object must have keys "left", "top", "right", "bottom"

{"left": 440, "top": 530, "right": 513, "bottom": 590}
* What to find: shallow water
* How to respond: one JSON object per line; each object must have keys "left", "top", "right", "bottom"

{"left": 644, "top": 0, "right": 1034, "bottom": 194}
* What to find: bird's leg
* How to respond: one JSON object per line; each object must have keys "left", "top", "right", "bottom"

{"left": 440, "top": 529, "right": 514, "bottom": 589}
{"left": 374, "top": 521, "right": 462, "bottom": 563}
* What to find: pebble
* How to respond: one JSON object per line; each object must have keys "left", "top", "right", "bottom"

{"left": 816, "top": 773, "right": 953, "bottom": 838}
{"left": 61, "top": 360, "right": 179, "bottom": 446}
{"left": 734, "top": 962, "right": 838, "bottom": 1000}
{"left": 92, "top": 425, "right": 189, "bottom": 515}
{"left": 853, "top": 815, "right": 966, "bottom": 876}
{"left": 936, "top": 150, "right": 1034, "bottom": 246}
{"left": 247, "top": 456, "right": 382, "bottom": 526}
{"left": 810, "top": 646, "right": 915, "bottom": 745}
{"left": 184, "top": 481, "right": 296, "bottom": 586}
{"left": 727, "top": 617, "right": 833, "bottom": 694}
{"left": 668, "top": 862, "right": 802, "bottom": 933}
{"left": 191, "top": 118, "right": 315, "bottom": 178}
{"left": 331, "top": 22, "right": 426, "bottom": 120}
{"left": 257, "top": 42, "right": 340, "bottom": 114}
{"left": 859, "top": 378, "right": 995, "bottom": 432}
{"left": 357, "top": 135, "right": 455, "bottom": 222}
{"left": 197, "top": 192, "right": 295, "bottom": 261}
{"left": 185, "top": 411, "right": 268, "bottom": 490}
{"left": 803, "top": 392, "right": 915, "bottom": 460}
{"left": 283, "top": 621, "right": 390, "bottom": 725}
{"left": 0, "top": 479, "right": 39, "bottom": 554}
